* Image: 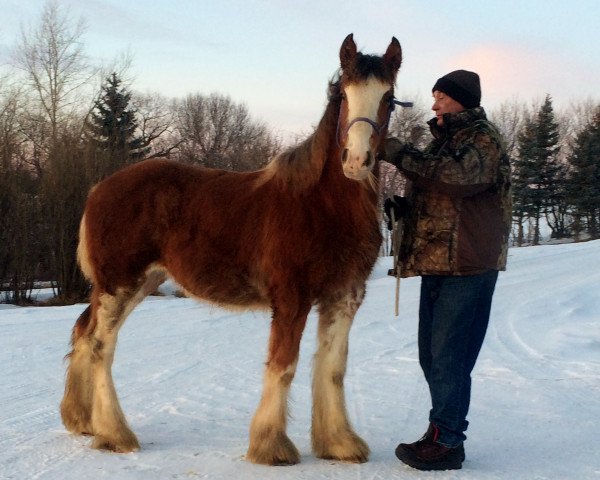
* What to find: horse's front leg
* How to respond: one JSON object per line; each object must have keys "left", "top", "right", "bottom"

{"left": 246, "top": 297, "right": 311, "bottom": 465}
{"left": 311, "top": 286, "right": 370, "bottom": 463}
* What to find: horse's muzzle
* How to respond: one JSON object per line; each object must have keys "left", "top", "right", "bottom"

{"left": 342, "top": 148, "right": 374, "bottom": 180}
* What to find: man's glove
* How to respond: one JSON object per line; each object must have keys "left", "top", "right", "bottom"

{"left": 383, "top": 195, "right": 409, "bottom": 230}
{"left": 383, "top": 137, "right": 423, "bottom": 168}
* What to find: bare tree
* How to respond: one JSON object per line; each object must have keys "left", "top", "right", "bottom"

{"left": 489, "top": 98, "right": 528, "bottom": 159}
{"left": 0, "top": 80, "right": 44, "bottom": 303}
{"left": 388, "top": 94, "right": 430, "bottom": 149}
{"left": 41, "top": 128, "right": 92, "bottom": 302}
{"left": 556, "top": 98, "right": 598, "bottom": 160}
{"left": 561, "top": 98, "right": 598, "bottom": 137}
{"left": 0, "top": 81, "right": 21, "bottom": 171}
{"left": 14, "top": 0, "right": 94, "bottom": 146}
{"left": 133, "top": 91, "right": 180, "bottom": 159}
{"left": 7, "top": 1, "right": 96, "bottom": 303}
{"left": 174, "top": 93, "right": 281, "bottom": 171}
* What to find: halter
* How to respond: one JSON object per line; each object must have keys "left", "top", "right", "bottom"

{"left": 336, "top": 97, "right": 413, "bottom": 148}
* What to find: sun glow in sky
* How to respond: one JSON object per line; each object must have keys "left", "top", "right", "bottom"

{"left": 1, "top": 0, "right": 598, "bottom": 140}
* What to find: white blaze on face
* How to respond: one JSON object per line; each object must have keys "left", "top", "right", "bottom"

{"left": 343, "top": 76, "right": 389, "bottom": 179}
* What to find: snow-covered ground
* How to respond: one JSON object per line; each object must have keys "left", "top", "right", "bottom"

{"left": 1, "top": 241, "right": 599, "bottom": 480}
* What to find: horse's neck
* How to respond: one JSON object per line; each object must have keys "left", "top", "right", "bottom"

{"left": 300, "top": 99, "right": 345, "bottom": 190}
{"left": 262, "top": 99, "right": 340, "bottom": 193}
{"left": 310, "top": 99, "right": 340, "bottom": 172}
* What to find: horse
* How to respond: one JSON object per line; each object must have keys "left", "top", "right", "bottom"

{"left": 60, "top": 33, "right": 402, "bottom": 465}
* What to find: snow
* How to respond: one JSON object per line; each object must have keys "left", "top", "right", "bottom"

{"left": 1, "top": 240, "right": 600, "bottom": 479}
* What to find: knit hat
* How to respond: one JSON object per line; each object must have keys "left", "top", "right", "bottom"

{"left": 432, "top": 70, "right": 481, "bottom": 109}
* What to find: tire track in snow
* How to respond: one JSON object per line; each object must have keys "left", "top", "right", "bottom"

{"left": 486, "top": 267, "right": 600, "bottom": 418}
{"left": 488, "top": 308, "right": 600, "bottom": 417}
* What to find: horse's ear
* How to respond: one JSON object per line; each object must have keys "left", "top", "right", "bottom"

{"left": 383, "top": 37, "right": 402, "bottom": 72}
{"left": 340, "top": 33, "right": 357, "bottom": 70}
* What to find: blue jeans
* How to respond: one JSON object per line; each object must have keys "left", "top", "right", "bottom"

{"left": 418, "top": 270, "right": 498, "bottom": 447}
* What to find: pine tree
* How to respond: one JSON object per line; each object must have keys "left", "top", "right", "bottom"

{"left": 536, "top": 95, "right": 567, "bottom": 240}
{"left": 85, "top": 73, "right": 149, "bottom": 178}
{"left": 513, "top": 115, "right": 537, "bottom": 245}
{"left": 513, "top": 96, "right": 563, "bottom": 244}
{"left": 567, "top": 107, "right": 600, "bottom": 239}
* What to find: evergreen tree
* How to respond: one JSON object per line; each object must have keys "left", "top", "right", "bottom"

{"left": 566, "top": 107, "right": 600, "bottom": 239}
{"left": 513, "top": 96, "right": 563, "bottom": 244}
{"left": 513, "top": 115, "right": 537, "bottom": 245}
{"left": 536, "top": 95, "right": 567, "bottom": 240}
{"left": 85, "top": 72, "right": 149, "bottom": 178}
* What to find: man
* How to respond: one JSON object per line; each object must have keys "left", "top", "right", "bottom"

{"left": 384, "top": 69, "right": 512, "bottom": 471}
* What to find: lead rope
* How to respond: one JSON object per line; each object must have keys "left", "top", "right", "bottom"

{"left": 389, "top": 99, "right": 412, "bottom": 316}
{"left": 391, "top": 209, "right": 404, "bottom": 317}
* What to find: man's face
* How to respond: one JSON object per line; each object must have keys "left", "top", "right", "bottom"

{"left": 431, "top": 90, "right": 465, "bottom": 126}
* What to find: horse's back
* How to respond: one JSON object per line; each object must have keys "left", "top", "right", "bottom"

{"left": 88, "top": 159, "right": 221, "bottom": 202}
{"left": 84, "top": 159, "right": 253, "bottom": 229}
{"left": 81, "top": 159, "right": 270, "bottom": 301}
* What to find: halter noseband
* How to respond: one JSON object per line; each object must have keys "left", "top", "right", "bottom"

{"left": 337, "top": 97, "right": 413, "bottom": 148}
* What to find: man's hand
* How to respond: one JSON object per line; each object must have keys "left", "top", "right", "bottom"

{"left": 383, "top": 195, "right": 410, "bottom": 230}
{"left": 383, "top": 138, "right": 422, "bottom": 168}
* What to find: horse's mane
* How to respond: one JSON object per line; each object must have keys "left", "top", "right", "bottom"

{"left": 259, "top": 78, "right": 343, "bottom": 192}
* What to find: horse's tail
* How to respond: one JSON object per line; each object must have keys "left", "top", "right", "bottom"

{"left": 68, "top": 305, "right": 94, "bottom": 351}
{"left": 77, "top": 213, "right": 95, "bottom": 282}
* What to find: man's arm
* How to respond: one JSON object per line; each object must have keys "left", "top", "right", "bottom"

{"left": 386, "top": 131, "right": 502, "bottom": 198}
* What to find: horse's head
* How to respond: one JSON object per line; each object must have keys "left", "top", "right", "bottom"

{"left": 337, "top": 34, "right": 402, "bottom": 180}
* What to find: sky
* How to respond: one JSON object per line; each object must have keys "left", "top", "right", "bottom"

{"left": 0, "top": 0, "right": 599, "bottom": 140}
{"left": 1, "top": 240, "right": 600, "bottom": 478}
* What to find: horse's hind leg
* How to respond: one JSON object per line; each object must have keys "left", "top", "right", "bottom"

{"left": 311, "top": 287, "right": 369, "bottom": 463}
{"left": 61, "top": 269, "right": 165, "bottom": 452}
{"left": 246, "top": 296, "right": 311, "bottom": 465}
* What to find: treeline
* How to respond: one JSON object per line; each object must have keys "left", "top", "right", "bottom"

{"left": 2, "top": 3, "right": 599, "bottom": 305}
{"left": 386, "top": 93, "right": 600, "bottom": 246}
{"left": 0, "top": 2, "right": 280, "bottom": 304}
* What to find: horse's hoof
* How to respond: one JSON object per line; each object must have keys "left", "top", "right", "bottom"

{"left": 62, "top": 419, "right": 93, "bottom": 437}
{"left": 91, "top": 433, "right": 140, "bottom": 453}
{"left": 246, "top": 431, "right": 300, "bottom": 465}
{"left": 313, "top": 432, "right": 370, "bottom": 463}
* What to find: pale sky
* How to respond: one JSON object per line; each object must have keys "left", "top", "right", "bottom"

{"left": 1, "top": 0, "right": 598, "bottom": 140}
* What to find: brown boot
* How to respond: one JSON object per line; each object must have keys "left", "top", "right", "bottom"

{"left": 395, "top": 424, "right": 465, "bottom": 471}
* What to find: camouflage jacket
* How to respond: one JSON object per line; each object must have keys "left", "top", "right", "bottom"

{"left": 391, "top": 107, "right": 512, "bottom": 277}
